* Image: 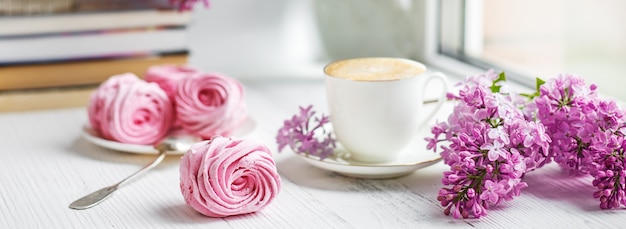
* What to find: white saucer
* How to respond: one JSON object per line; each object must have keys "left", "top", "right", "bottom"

{"left": 296, "top": 141, "right": 442, "bottom": 179}
{"left": 82, "top": 116, "right": 257, "bottom": 155}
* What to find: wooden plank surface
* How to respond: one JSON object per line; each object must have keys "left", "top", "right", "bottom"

{"left": 1, "top": 80, "right": 625, "bottom": 228}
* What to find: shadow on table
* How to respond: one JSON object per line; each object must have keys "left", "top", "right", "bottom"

{"left": 523, "top": 165, "right": 599, "bottom": 211}
{"left": 276, "top": 154, "right": 443, "bottom": 191}
{"left": 156, "top": 203, "right": 268, "bottom": 224}
{"left": 156, "top": 203, "right": 221, "bottom": 224}
{"left": 277, "top": 154, "right": 478, "bottom": 226}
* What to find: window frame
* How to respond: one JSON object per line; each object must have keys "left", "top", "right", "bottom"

{"left": 420, "top": 0, "right": 536, "bottom": 88}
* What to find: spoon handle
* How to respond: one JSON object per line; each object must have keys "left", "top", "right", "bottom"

{"left": 69, "top": 147, "right": 167, "bottom": 210}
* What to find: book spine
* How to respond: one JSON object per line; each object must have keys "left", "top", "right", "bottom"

{"left": 0, "top": 25, "right": 188, "bottom": 65}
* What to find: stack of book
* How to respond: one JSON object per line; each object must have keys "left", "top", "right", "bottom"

{"left": 0, "top": 0, "right": 191, "bottom": 64}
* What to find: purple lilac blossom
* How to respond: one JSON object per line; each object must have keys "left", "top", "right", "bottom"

{"left": 535, "top": 74, "right": 626, "bottom": 209}
{"left": 427, "top": 70, "right": 551, "bottom": 218}
{"left": 276, "top": 105, "right": 336, "bottom": 160}
{"left": 535, "top": 74, "right": 601, "bottom": 174}
{"left": 590, "top": 137, "right": 626, "bottom": 209}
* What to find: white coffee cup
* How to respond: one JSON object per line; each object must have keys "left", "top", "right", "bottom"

{"left": 324, "top": 57, "right": 449, "bottom": 163}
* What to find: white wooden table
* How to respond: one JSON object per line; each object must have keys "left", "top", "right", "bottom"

{"left": 1, "top": 79, "right": 624, "bottom": 228}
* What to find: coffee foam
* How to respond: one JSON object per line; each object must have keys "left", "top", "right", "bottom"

{"left": 324, "top": 58, "right": 426, "bottom": 81}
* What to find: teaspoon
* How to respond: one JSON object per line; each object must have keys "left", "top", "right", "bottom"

{"left": 69, "top": 139, "right": 190, "bottom": 210}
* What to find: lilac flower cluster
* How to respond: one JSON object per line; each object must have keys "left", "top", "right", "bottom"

{"left": 276, "top": 105, "right": 336, "bottom": 160}
{"left": 535, "top": 75, "right": 601, "bottom": 173}
{"left": 535, "top": 75, "right": 626, "bottom": 209}
{"left": 430, "top": 71, "right": 626, "bottom": 217}
{"left": 426, "top": 70, "right": 551, "bottom": 218}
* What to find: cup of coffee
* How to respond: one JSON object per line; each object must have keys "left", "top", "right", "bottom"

{"left": 324, "top": 57, "right": 449, "bottom": 163}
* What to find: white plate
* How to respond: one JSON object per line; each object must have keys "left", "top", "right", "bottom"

{"left": 82, "top": 116, "right": 257, "bottom": 155}
{"left": 296, "top": 141, "right": 442, "bottom": 179}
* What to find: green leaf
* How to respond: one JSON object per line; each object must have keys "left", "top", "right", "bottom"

{"left": 520, "top": 77, "right": 545, "bottom": 100}
{"left": 496, "top": 72, "right": 507, "bottom": 83}
{"left": 535, "top": 77, "right": 545, "bottom": 91}
{"left": 490, "top": 72, "right": 507, "bottom": 93}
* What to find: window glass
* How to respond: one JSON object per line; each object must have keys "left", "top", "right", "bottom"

{"left": 440, "top": 0, "right": 626, "bottom": 101}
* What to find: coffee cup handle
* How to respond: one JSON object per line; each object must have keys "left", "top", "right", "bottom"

{"left": 417, "top": 72, "right": 450, "bottom": 130}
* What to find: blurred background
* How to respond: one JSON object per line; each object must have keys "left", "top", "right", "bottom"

{"left": 1, "top": 0, "right": 624, "bottom": 101}
{"left": 441, "top": 0, "right": 626, "bottom": 100}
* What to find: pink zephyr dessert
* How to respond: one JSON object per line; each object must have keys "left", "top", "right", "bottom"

{"left": 179, "top": 136, "right": 281, "bottom": 217}
{"left": 175, "top": 73, "right": 247, "bottom": 139}
{"left": 144, "top": 65, "right": 198, "bottom": 101}
{"left": 144, "top": 65, "right": 199, "bottom": 131}
{"left": 87, "top": 73, "right": 174, "bottom": 145}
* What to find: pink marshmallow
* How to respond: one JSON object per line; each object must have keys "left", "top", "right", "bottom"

{"left": 175, "top": 73, "right": 247, "bottom": 139}
{"left": 144, "top": 65, "right": 198, "bottom": 101}
{"left": 179, "top": 136, "right": 281, "bottom": 217}
{"left": 144, "top": 65, "right": 199, "bottom": 132}
{"left": 87, "top": 73, "right": 174, "bottom": 144}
